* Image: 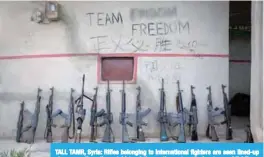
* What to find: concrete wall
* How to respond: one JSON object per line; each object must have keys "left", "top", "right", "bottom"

{"left": 0, "top": 1, "right": 229, "bottom": 139}
{"left": 229, "top": 36, "right": 251, "bottom": 98}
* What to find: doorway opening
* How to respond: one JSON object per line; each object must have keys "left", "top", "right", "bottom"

{"left": 229, "top": 1, "right": 252, "bottom": 142}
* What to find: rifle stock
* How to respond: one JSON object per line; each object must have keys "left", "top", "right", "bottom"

{"left": 61, "top": 128, "right": 69, "bottom": 143}
{"left": 210, "top": 125, "right": 219, "bottom": 141}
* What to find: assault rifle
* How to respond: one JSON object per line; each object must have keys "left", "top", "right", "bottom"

{"left": 44, "top": 87, "right": 54, "bottom": 143}
{"left": 52, "top": 88, "right": 76, "bottom": 142}
{"left": 134, "top": 86, "right": 151, "bottom": 142}
{"left": 99, "top": 80, "right": 115, "bottom": 143}
{"left": 174, "top": 80, "right": 192, "bottom": 143}
{"left": 188, "top": 85, "right": 198, "bottom": 141}
{"left": 157, "top": 78, "right": 178, "bottom": 142}
{"left": 119, "top": 80, "right": 134, "bottom": 143}
{"left": 206, "top": 86, "right": 225, "bottom": 141}
{"left": 16, "top": 101, "right": 25, "bottom": 142}
{"left": 90, "top": 87, "right": 105, "bottom": 142}
{"left": 221, "top": 84, "right": 233, "bottom": 140}
{"left": 16, "top": 88, "right": 42, "bottom": 144}
{"left": 74, "top": 74, "right": 92, "bottom": 143}
{"left": 245, "top": 124, "right": 254, "bottom": 143}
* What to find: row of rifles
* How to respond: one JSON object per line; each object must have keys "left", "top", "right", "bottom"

{"left": 16, "top": 74, "right": 254, "bottom": 144}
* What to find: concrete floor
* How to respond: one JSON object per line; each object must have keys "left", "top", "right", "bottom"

{"left": 0, "top": 116, "right": 249, "bottom": 157}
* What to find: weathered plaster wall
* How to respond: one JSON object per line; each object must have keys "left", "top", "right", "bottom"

{"left": 0, "top": 1, "right": 229, "bottom": 140}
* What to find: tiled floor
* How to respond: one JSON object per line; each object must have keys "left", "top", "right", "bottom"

{"left": 0, "top": 116, "right": 249, "bottom": 157}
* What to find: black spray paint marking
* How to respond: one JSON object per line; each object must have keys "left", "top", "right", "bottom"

{"left": 130, "top": 7, "right": 177, "bottom": 21}
{"left": 175, "top": 40, "right": 208, "bottom": 59}
{"left": 111, "top": 36, "right": 148, "bottom": 52}
{"left": 127, "top": 39, "right": 147, "bottom": 52}
{"left": 131, "top": 21, "right": 190, "bottom": 36}
{"left": 90, "top": 36, "right": 110, "bottom": 52}
{"left": 176, "top": 40, "right": 207, "bottom": 52}
{"left": 86, "top": 12, "right": 123, "bottom": 26}
{"left": 144, "top": 59, "right": 181, "bottom": 84}
{"left": 147, "top": 73, "right": 180, "bottom": 85}
{"left": 144, "top": 60, "right": 181, "bottom": 73}
{"left": 144, "top": 60, "right": 158, "bottom": 72}
{"left": 154, "top": 37, "right": 172, "bottom": 52}
{"left": 176, "top": 40, "right": 197, "bottom": 52}
{"left": 111, "top": 36, "right": 125, "bottom": 52}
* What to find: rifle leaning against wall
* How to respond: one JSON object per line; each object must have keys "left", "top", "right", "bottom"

{"left": 98, "top": 80, "right": 115, "bottom": 143}
{"left": 157, "top": 78, "right": 178, "bottom": 142}
{"left": 119, "top": 80, "right": 134, "bottom": 143}
{"left": 133, "top": 86, "right": 151, "bottom": 142}
{"left": 188, "top": 85, "right": 198, "bottom": 141}
{"left": 221, "top": 84, "right": 233, "bottom": 140}
{"left": 51, "top": 88, "right": 76, "bottom": 143}
{"left": 173, "top": 81, "right": 192, "bottom": 143}
{"left": 44, "top": 87, "right": 54, "bottom": 143}
{"left": 16, "top": 101, "right": 25, "bottom": 143}
{"left": 89, "top": 87, "right": 105, "bottom": 142}
{"left": 16, "top": 88, "right": 42, "bottom": 144}
{"left": 206, "top": 86, "right": 225, "bottom": 141}
{"left": 244, "top": 124, "right": 254, "bottom": 143}
{"left": 74, "top": 74, "right": 92, "bottom": 143}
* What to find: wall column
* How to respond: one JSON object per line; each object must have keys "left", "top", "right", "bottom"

{"left": 250, "top": 1, "right": 263, "bottom": 142}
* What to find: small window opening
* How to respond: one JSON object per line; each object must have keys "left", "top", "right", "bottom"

{"left": 101, "top": 57, "right": 134, "bottom": 81}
